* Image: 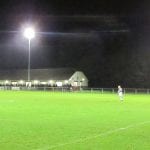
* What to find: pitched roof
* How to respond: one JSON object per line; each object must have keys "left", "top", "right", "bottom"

{"left": 0, "top": 68, "right": 76, "bottom": 81}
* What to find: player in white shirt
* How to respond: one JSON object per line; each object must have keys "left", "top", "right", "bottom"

{"left": 118, "top": 85, "right": 123, "bottom": 101}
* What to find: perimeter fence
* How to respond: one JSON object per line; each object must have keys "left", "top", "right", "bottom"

{"left": 0, "top": 86, "right": 150, "bottom": 94}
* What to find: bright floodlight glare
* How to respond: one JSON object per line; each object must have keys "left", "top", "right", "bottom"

{"left": 24, "top": 27, "right": 35, "bottom": 40}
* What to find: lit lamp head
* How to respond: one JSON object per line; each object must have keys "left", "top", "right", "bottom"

{"left": 24, "top": 27, "right": 35, "bottom": 40}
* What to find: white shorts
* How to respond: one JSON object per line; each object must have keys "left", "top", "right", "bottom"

{"left": 118, "top": 92, "right": 123, "bottom": 97}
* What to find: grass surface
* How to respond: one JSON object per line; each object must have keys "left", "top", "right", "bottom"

{"left": 0, "top": 91, "right": 149, "bottom": 150}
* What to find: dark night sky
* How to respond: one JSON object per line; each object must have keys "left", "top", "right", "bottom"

{"left": 0, "top": 0, "right": 150, "bottom": 87}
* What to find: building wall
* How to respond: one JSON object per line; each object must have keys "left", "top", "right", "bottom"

{"left": 69, "top": 71, "right": 88, "bottom": 87}
{"left": 0, "top": 71, "right": 88, "bottom": 87}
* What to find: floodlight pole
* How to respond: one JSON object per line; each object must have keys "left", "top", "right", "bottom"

{"left": 28, "top": 39, "right": 31, "bottom": 81}
{"left": 24, "top": 27, "right": 35, "bottom": 83}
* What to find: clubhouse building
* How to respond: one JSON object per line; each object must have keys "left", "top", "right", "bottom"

{"left": 0, "top": 68, "right": 88, "bottom": 87}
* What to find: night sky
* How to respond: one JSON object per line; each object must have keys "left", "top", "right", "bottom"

{"left": 0, "top": 0, "right": 150, "bottom": 88}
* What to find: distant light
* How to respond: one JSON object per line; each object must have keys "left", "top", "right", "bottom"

{"left": 82, "top": 78, "right": 85, "bottom": 81}
{"left": 24, "top": 27, "right": 35, "bottom": 40}
{"left": 65, "top": 80, "right": 68, "bottom": 84}
{"left": 48, "top": 80, "right": 53, "bottom": 84}
{"left": 5, "top": 80, "right": 9, "bottom": 84}
{"left": 19, "top": 80, "right": 24, "bottom": 84}
{"left": 12, "top": 82, "right": 17, "bottom": 85}
{"left": 56, "top": 82, "right": 62, "bottom": 87}
{"left": 41, "top": 82, "right": 46, "bottom": 85}
{"left": 34, "top": 80, "right": 39, "bottom": 84}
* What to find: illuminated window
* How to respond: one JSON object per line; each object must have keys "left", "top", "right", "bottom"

{"left": 56, "top": 82, "right": 62, "bottom": 87}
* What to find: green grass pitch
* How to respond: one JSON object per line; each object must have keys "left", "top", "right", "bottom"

{"left": 0, "top": 91, "right": 149, "bottom": 150}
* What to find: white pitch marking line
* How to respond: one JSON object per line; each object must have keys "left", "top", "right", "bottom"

{"left": 35, "top": 121, "right": 150, "bottom": 150}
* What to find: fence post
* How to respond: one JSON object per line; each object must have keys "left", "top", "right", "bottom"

{"left": 147, "top": 89, "right": 149, "bottom": 94}
{"left": 135, "top": 89, "right": 137, "bottom": 94}
{"left": 112, "top": 88, "right": 114, "bottom": 93}
{"left": 91, "top": 88, "right": 93, "bottom": 93}
{"left": 101, "top": 88, "right": 103, "bottom": 93}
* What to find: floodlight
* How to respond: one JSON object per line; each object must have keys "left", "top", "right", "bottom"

{"left": 41, "top": 82, "right": 46, "bottom": 85}
{"left": 82, "top": 78, "right": 85, "bottom": 81}
{"left": 24, "top": 27, "right": 35, "bottom": 40}
{"left": 48, "top": 80, "right": 53, "bottom": 84}
{"left": 34, "top": 80, "right": 39, "bottom": 84}
{"left": 5, "top": 80, "right": 9, "bottom": 84}
{"left": 12, "top": 82, "right": 17, "bottom": 85}
{"left": 19, "top": 80, "right": 24, "bottom": 84}
{"left": 65, "top": 80, "right": 68, "bottom": 84}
